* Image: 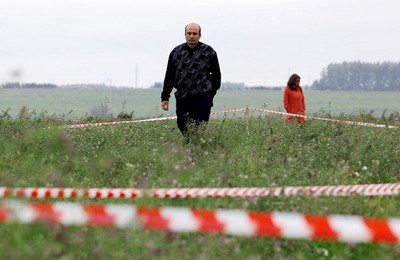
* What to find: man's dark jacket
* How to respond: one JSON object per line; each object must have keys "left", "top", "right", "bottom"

{"left": 161, "top": 42, "right": 221, "bottom": 101}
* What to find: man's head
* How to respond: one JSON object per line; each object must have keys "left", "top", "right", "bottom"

{"left": 185, "top": 23, "right": 201, "bottom": 48}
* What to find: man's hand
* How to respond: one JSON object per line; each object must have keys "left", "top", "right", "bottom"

{"left": 161, "top": 101, "right": 169, "bottom": 111}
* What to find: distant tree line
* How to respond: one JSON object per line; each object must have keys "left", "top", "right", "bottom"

{"left": 1, "top": 82, "right": 57, "bottom": 89}
{"left": 7, "top": 60, "right": 399, "bottom": 91}
{"left": 311, "top": 61, "right": 400, "bottom": 91}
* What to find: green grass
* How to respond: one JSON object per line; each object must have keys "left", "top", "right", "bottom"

{"left": 0, "top": 109, "right": 399, "bottom": 258}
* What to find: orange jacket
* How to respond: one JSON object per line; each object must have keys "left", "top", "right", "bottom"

{"left": 283, "top": 85, "right": 306, "bottom": 123}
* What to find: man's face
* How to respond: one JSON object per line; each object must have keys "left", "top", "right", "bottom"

{"left": 185, "top": 25, "right": 201, "bottom": 48}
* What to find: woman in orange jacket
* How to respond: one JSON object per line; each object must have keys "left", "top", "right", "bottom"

{"left": 283, "top": 74, "right": 306, "bottom": 123}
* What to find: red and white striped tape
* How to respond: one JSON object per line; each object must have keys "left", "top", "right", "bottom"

{"left": 0, "top": 187, "right": 143, "bottom": 199}
{"left": 65, "top": 107, "right": 399, "bottom": 129}
{"left": 1, "top": 200, "right": 400, "bottom": 244}
{"left": 64, "top": 108, "right": 246, "bottom": 129}
{"left": 65, "top": 115, "right": 178, "bottom": 129}
{"left": 2, "top": 183, "right": 400, "bottom": 199}
{"left": 250, "top": 107, "right": 399, "bottom": 129}
{"left": 151, "top": 183, "right": 400, "bottom": 198}
{"left": 209, "top": 107, "right": 246, "bottom": 115}
{"left": 63, "top": 108, "right": 246, "bottom": 129}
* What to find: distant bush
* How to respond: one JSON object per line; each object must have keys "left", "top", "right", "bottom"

{"left": 90, "top": 104, "right": 113, "bottom": 119}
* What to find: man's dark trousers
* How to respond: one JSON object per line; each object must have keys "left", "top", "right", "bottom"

{"left": 175, "top": 92, "right": 214, "bottom": 134}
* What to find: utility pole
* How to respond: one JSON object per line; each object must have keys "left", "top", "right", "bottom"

{"left": 106, "top": 78, "right": 112, "bottom": 104}
{"left": 135, "top": 64, "right": 138, "bottom": 88}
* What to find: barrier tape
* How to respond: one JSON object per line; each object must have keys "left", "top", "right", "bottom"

{"left": 1, "top": 200, "right": 399, "bottom": 244}
{"left": 152, "top": 183, "right": 400, "bottom": 198}
{"left": 209, "top": 107, "right": 246, "bottom": 115}
{"left": 64, "top": 107, "right": 399, "bottom": 129}
{"left": 250, "top": 107, "right": 399, "bottom": 129}
{"left": 65, "top": 115, "right": 178, "bottom": 129}
{"left": 2, "top": 183, "right": 400, "bottom": 199}
{"left": 64, "top": 108, "right": 246, "bottom": 129}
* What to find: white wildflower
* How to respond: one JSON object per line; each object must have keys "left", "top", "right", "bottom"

{"left": 318, "top": 248, "right": 329, "bottom": 256}
{"left": 372, "top": 160, "right": 380, "bottom": 166}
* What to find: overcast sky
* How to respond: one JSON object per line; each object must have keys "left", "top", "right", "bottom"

{"left": 1, "top": 0, "right": 399, "bottom": 88}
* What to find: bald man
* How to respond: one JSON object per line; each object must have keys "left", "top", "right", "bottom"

{"left": 161, "top": 23, "right": 221, "bottom": 135}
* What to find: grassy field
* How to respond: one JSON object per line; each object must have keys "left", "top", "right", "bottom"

{"left": 0, "top": 88, "right": 400, "bottom": 119}
{"left": 0, "top": 107, "right": 399, "bottom": 258}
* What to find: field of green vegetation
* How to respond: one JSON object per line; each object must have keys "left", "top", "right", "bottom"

{"left": 1, "top": 88, "right": 400, "bottom": 119}
{"left": 0, "top": 106, "right": 399, "bottom": 258}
